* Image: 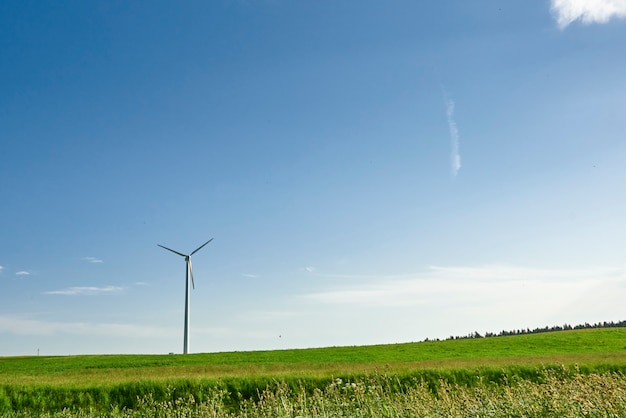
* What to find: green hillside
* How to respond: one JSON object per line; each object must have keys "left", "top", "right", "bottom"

{"left": 2, "top": 328, "right": 626, "bottom": 384}
{"left": 1, "top": 328, "right": 626, "bottom": 415}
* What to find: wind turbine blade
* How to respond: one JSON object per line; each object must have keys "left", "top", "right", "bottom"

{"left": 157, "top": 244, "right": 186, "bottom": 257}
{"left": 188, "top": 259, "right": 195, "bottom": 289}
{"left": 190, "top": 238, "right": 213, "bottom": 256}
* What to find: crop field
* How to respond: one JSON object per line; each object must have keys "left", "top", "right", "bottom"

{"left": 1, "top": 328, "right": 626, "bottom": 417}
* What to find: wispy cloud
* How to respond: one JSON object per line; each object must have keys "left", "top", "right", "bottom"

{"left": 0, "top": 315, "right": 173, "bottom": 338}
{"left": 0, "top": 265, "right": 4, "bottom": 273}
{"left": 237, "top": 309, "right": 304, "bottom": 322}
{"left": 44, "top": 286, "right": 123, "bottom": 296}
{"left": 241, "top": 273, "right": 259, "bottom": 278}
{"left": 551, "top": 0, "right": 626, "bottom": 29}
{"left": 15, "top": 271, "right": 30, "bottom": 276}
{"left": 445, "top": 98, "right": 461, "bottom": 177}
{"left": 83, "top": 257, "right": 103, "bottom": 263}
{"left": 295, "top": 264, "right": 626, "bottom": 343}
{"left": 305, "top": 266, "right": 316, "bottom": 273}
{"left": 302, "top": 264, "right": 626, "bottom": 308}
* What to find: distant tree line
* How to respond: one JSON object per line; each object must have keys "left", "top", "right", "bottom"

{"left": 423, "top": 320, "right": 626, "bottom": 342}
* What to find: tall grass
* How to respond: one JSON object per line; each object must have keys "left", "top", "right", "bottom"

{"left": 2, "top": 369, "right": 626, "bottom": 417}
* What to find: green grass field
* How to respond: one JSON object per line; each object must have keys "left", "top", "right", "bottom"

{"left": 2, "top": 328, "right": 626, "bottom": 416}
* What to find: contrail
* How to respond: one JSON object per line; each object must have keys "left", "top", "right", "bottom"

{"left": 446, "top": 98, "right": 461, "bottom": 177}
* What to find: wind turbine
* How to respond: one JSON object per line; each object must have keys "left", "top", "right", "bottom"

{"left": 158, "top": 238, "right": 213, "bottom": 354}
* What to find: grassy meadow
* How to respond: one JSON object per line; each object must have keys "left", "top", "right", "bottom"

{"left": 1, "top": 328, "right": 626, "bottom": 416}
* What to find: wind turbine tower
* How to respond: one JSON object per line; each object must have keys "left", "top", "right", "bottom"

{"left": 158, "top": 238, "right": 213, "bottom": 354}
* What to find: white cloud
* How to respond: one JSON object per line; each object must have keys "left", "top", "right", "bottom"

{"left": 297, "top": 264, "right": 626, "bottom": 341}
{"left": 551, "top": 0, "right": 626, "bottom": 29}
{"left": 15, "top": 271, "right": 30, "bottom": 276}
{"left": 446, "top": 99, "right": 461, "bottom": 177}
{"left": 302, "top": 264, "right": 625, "bottom": 309}
{"left": 241, "top": 273, "right": 259, "bottom": 278}
{"left": 0, "top": 265, "right": 4, "bottom": 272}
{"left": 305, "top": 266, "right": 316, "bottom": 273}
{"left": 238, "top": 309, "right": 304, "bottom": 322}
{"left": 44, "top": 286, "right": 124, "bottom": 296}
{"left": 0, "top": 315, "right": 173, "bottom": 338}
{"left": 83, "top": 257, "right": 103, "bottom": 263}
{"left": 193, "top": 324, "right": 282, "bottom": 342}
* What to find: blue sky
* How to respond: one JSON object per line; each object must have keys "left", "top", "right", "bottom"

{"left": 1, "top": 0, "right": 626, "bottom": 356}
